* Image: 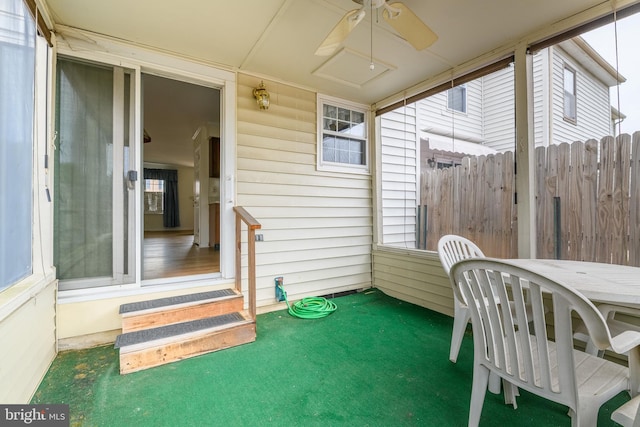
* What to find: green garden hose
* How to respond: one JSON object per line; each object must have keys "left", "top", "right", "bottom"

{"left": 276, "top": 280, "right": 337, "bottom": 319}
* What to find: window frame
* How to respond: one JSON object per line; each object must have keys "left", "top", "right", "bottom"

{"left": 447, "top": 84, "right": 467, "bottom": 113}
{"left": 144, "top": 179, "right": 165, "bottom": 215}
{"left": 317, "top": 94, "right": 370, "bottom": 174}
{"left": 563, "top": 64, "right": 577, "bottom": 124}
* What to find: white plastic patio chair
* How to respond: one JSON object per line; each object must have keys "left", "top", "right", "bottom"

{"left": 612, "top": 395, "right": 640, "bottom": 427}
{"left": 451, "top": 258, "right": 640, "bottom": 427}
{"left": 574, "top": 304, "right": 640, "bottom": 357}
{"left": 437, "top": 235, "right": 486, "bottom": 363}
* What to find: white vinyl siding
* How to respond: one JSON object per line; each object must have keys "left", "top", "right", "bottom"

{"left": 418, "top": 80, "right": 483, "bottom": 138}
{"left": 532, "top": 49, "right": 550, "bottom": 147}
{"left": 0, "top": 281, "right": 56, "bottom": 403}
{"left": 551, "top": 47, "right": 611, "bottom": 144}
{"left": 236, "top": 74, "right": 372, "bottom": 305}
{"left": 482, "top": 67, "right": 515, "bottom": 152}
{"left": 380, "top": 105, "right": 418, "bottom": 248}
{"left": 373, "top": 246, "right": 453, "bottom": 316}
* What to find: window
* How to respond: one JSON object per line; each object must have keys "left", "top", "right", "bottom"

{"left": 563, "top": 65, "right": 577, "bottom": 123}
{"left": 0, "top": 0, "right": 36, "bottom": 290}
{"left": 318, "top": 95, "right": 369, "bottom": 173}
{"left": 447, "top": 84, "right": 467, "bottom": 113}
{"left": 144, "top": 179, "right": 165, "bottom": 214}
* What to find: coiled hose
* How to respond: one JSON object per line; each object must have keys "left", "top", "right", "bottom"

{"left": 276, "top": 281, "right": 337, "bottom": 319}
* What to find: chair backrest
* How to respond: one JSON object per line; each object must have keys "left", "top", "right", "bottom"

{"left": 437, "top": 235, "right": 485, "bottom": 276}
{"left": 450, "top": 258, "right": 614, "bottom": 411}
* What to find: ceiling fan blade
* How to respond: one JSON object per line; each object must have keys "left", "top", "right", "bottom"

{"left": 315, "top": 9, "right": 366, "bottom": 56}
{"left": 382, "top": 2, "right": 437, "bottom": 51}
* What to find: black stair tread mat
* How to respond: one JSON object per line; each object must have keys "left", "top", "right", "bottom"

{"left": 119, "top": 289, "right": 236, "bottom": 314}
{"left": 114, "top": 312, "right": 246, "bottom": 348}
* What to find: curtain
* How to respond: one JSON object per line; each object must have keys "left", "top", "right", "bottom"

{"left": 0, "top": 0, "right": 35, "bottom": 289}
{"left": 144, "top": 168, "right": 180, "bottom": 228}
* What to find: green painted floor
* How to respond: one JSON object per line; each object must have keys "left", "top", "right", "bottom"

{"left": 32, "top": 289, "right": 628, "bottom": 426}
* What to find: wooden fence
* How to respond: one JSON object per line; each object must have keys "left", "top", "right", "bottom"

{"left": 419, "top": 132, "right": 640, "bottom": 266}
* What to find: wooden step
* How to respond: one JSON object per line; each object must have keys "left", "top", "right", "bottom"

{"left": 119, "top": 288, "right": 243, "bottom": 332}
{"left": 115, "top": 311, "right": 256, "bottom": 374}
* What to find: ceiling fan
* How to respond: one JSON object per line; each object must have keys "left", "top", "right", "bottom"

{"left": 315, "top": 0, "right": 438, "bottom": 56}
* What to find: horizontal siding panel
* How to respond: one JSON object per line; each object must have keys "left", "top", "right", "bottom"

{"left": 0, "top": 281, "right": 56, "bottom": 403}
{"left": 237, "top": 98, "right": 316, "bottom": 133}
{"left": 237, "top": 144, "right": 315, "bottom": 165}
{"left": 249, "top": 235, "right": 372, "bottom": 252}
{"left": 256, "top": 254, "right": 371, "bottom": 278}
{"left": 245, "top": 206, "right": 371, "bottom": 218}
{"left": 255, "top": 275, "right": 370, "bottom": 306}
{"left": 237, "top": 157, "right": 317, "bottom": 175}
{"left": 237, "top": 73, "right": 373, "bottom": 305}
{"left": 237, "top": 132, "right": 316, "bottom": 153}
{"left": 372, "top": 248, "right": 453, "bottom": 316}
{"left": 240, "top": 194, "right": 370, "bottom": 209}
{"left": 261, "top": 216, "right": 371, "bottom": 230}
{"left": 237, "top": 170, "right": 369, "bottom": 188}
{"left": 237, "top": 120, "right": 315, "bottom": 144}
{"left": 254, "top": 225, "right": 372, "bottom": 241}
{"left": 237, "top": 182, "right": 371, "bottom": 199}
{"left": 257, "top": 244, "right": 371, "bottom": 264}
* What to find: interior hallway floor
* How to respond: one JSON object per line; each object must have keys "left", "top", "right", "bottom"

{"left": 32, "top": 289, "right": 629, "bottom": 426}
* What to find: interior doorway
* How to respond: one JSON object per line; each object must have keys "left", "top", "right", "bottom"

{"left": 142, "top": 74, "right": 221, "bottom": 280}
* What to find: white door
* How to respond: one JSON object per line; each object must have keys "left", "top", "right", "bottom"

{"left": 192, "top": 126, "right": 210, "bottom": 246}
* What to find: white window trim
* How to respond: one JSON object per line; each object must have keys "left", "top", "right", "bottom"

{"left": 563, "top": 63, "right": 577, "bottom": 124}
{"left": 317, "top": 94, "right": 370, "bottom": 175}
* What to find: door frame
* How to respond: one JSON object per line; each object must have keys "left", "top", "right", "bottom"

{"left": 55, "top": 29, "right": 237, "bottom": 296}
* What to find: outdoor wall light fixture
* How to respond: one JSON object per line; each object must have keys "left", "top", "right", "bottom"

{"left": 427, "top": 156, "right": 436, "bottom": 168}
{"left": 253, "top": 81, "right": 270, "bottom": 110}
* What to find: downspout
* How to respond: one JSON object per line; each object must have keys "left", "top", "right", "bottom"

{"left": 514, "top": 44, "right": 537, "bottom": 258}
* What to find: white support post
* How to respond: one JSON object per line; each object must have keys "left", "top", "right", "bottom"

{"left": 514, "top": 44, "right": 537, "bottom": 258}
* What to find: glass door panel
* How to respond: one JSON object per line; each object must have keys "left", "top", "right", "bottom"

{"left": 54, "top": 58, "right": 136, "bottom": 289}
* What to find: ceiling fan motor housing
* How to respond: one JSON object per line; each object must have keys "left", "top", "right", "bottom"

{"left": 353, "top": 0, "right": 388, "bottom": 7}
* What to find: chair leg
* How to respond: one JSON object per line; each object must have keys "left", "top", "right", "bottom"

{"left": 502, "top": 380, "right": 518, "bottom": 409}
{"left": 469, "top": 365, "right": 490, "bottom": 427}
{"left": 450, "top": 306, "right": 470, "bottom": 363}
{"left": 573, "top": 401, "right": 598, "bottom": 427}
{"left": 488, "top": 372, "right": 501, "bottom": 394}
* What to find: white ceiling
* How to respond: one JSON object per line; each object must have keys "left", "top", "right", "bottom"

{"left": 43, "top": 0, "right": 634, "bottom": 107}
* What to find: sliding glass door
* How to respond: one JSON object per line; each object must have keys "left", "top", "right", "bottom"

{"left": 54, "top": 57, "right": 136, "bottom": 290}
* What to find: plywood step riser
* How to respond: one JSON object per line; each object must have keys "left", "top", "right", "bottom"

{"left": 121, "top": 296, "right": 244, "bottom": 333}
{"left": 119, "top": 322, "right": 256, "bottom": 374}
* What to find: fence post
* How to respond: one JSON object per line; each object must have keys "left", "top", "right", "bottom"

{"left": 554, "top": 197, "right": 561, "bottom": 259}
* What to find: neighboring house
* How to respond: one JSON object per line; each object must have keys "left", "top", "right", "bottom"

{"left": 419, "top": 36, "right": 626, "bottom": 166}
{"left": 379, "top": 36, "right": 626, "bottom": 249}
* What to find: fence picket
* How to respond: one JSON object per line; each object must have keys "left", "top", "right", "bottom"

{"left": 420, "top": 134, "right": 640, "bottom": 266}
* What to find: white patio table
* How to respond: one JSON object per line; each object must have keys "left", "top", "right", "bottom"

{"left": 503, "top": 258, "right": 640, "bottom": 307}
{"left": 502, "top": 258, "right": 640, "bottom": 396}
